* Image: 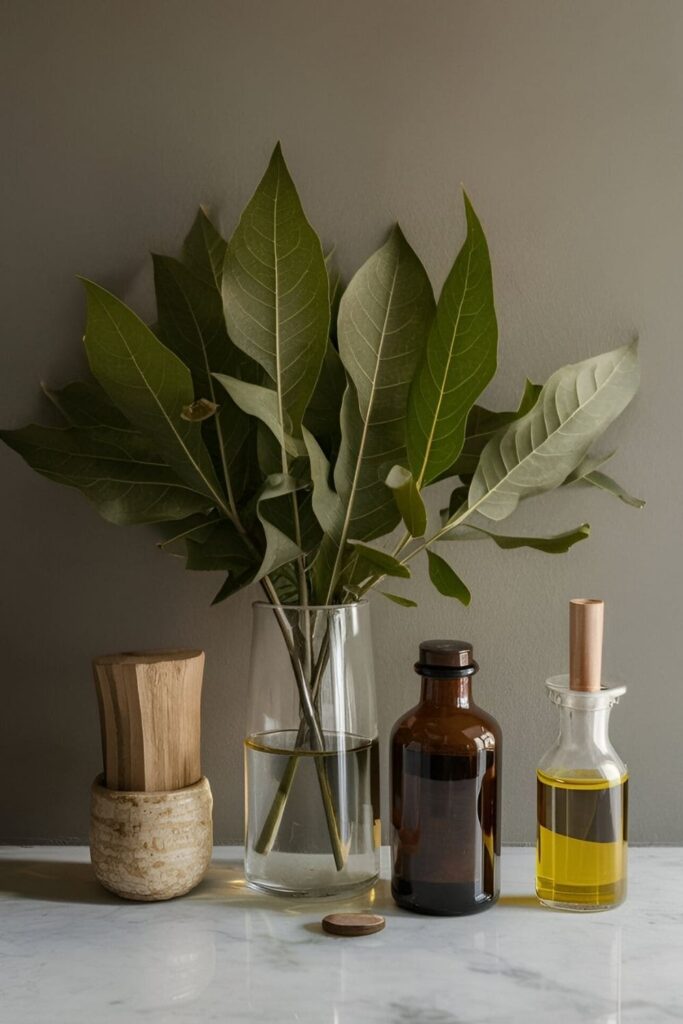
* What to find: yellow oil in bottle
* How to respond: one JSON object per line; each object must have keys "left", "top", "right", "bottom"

{"left": 536, "top": 770, "right": 628, "bottom": 910}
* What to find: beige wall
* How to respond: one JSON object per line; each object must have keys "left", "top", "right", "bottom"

{"left": 1, "top": 0, "right": 681, "bottom": 843}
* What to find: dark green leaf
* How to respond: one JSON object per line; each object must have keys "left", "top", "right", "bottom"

{"left": 426, "top": 550, "right": 471, "bottom": 604}
{"left": 0, "top": 424, "right": 212, "bottom": 524}
{"left": 81, "top": 279, "right": 227, "bottom": 511}
{"left": 43, "top": 380, "right": 131, "bottom": 429}
{"left": 381, "top": 592, "right": 418, "bottom": 608}
{"left": 349, "top": 542, "right": 410, "bottom": 578}
{"left": 181, "top": 207, "right": 227, "bottom": 291}
{"left": 443, "top": 522, "right": 591, "bottom": 553}
{"left": 303, "top": 341, "right": 345, "bottom": 455}
{"left": 407, "top": 194, "right": 498, "bottom": 486}
{"left": 185, "top": 519, "right": 253, "bottom": 570}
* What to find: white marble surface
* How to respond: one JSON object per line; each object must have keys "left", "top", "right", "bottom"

{"left": 0, "top": 846, "right": 681, "bottom": 1023}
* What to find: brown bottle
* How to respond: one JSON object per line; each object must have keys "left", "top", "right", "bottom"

{"left": 391, "top": 640, "right": 501, "bottom": 915}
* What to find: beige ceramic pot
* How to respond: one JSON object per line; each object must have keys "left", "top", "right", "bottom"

{"left": 90, "top": 775, "right": 213, "bottom": 901}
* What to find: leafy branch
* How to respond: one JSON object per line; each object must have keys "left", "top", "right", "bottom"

{"left": 1, "top": 144, "right": 644, "bottom": 867}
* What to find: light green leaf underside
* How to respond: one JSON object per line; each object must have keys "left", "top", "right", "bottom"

{"left": 253, "top": 474, "right": 304, "bottom": 582}
{"left": 468, "top": 341, "right": 640, "bottom": 522}
{"left": 302, "top": 427, "right": 344, "bottom": 538}
{"left": 426, "top": 550, "right": 471, "bottom": 605}
{"left": 222, "top": 143, "right": 329, "bottom": 432}
{"left": 438, "top": 379, "right": 541, "bottom": 481}
{"left": 565, "top": 450, "right": 645, "bottom": 508}
{"left": 385, "top": 464, "right": 427, "bottom": 537}
{"left": 407, "top": 194, "right": 498, "bottom": 486}
{"left": 0, "top": 424, "right": 212, "bottom": 524}
{"left": 81, "top": 279, "right": 226, "bottom": 511}
{"left": 583, "top": 470, "right": 645, "bottom": 508}
{"left": 213, "top": 375, "right": 305, "bottom": 459}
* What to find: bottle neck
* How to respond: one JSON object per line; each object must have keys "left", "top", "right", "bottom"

{"left": 420, "top": 676, "right": 473, "bottom": 709}
{"left": 557, "top": 703, "right": 612, "bottom": 751}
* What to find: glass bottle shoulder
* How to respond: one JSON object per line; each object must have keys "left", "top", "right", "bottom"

{"left": 537, "top": 736, "right": 627, "bottom": 785}
{"left": 391, "top": 701, "right": 501, "bottom": 754}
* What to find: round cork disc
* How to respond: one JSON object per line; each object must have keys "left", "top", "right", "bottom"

{"left": 321, "top": 913, "right": 386, "bottom": 937}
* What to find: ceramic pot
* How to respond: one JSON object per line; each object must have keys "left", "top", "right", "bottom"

{"left": 90, "top": 775, "right": 213, "bottom": 901}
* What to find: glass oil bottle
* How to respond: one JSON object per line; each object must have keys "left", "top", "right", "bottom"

{"left": 391, "top": 640, "right": 501, "bottom": 915}
{"left": 536, "top": 599, "right": 628, "bottom": 911}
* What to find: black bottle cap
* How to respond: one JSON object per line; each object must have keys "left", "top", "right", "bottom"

{"left": 415, "top": 640, "right": 478, "bottom": 678}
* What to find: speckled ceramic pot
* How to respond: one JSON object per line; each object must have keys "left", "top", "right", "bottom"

{"left": 89, "top": 775, "right": 213, "bottom": 901}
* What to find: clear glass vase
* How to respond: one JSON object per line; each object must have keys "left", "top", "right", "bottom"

{"left": 244, "top": 601, "right": 380, "bottom": 897}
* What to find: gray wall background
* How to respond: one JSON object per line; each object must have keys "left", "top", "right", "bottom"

{"left": 1, "top": 0, "right": 680, "bottom": 844}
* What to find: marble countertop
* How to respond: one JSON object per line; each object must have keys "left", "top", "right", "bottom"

{"left": 1, "top": 846, "right": 681, "bottom": 1023}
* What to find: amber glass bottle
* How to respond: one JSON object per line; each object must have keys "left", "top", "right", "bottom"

{"left": 391, "top": 640, "right": 501, "bottom": 915}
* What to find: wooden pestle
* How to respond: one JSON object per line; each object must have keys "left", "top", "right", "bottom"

{"left": 569, "top": 599, "right": 604, "bottom": 692}
{"left": 93, "top": 649, "right": 205, "bottom": 792}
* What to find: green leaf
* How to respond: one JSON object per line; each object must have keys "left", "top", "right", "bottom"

{"left": 185, "top": 519, "right": 253, "bottom": 571}
{"left": 321, "top": 226, "right": 433, "bottom": 600}
{"left": 581, "top": 470, "right": 645, "bottom": 509}
{"left": 252, "top": 474, "right": 304, "bottom": 582}
{"left": 407, "top": 194, "right": 498, "bottom": 487}
{"left": 303, "top": 341, "right": 345, "bottom": 456}
{"left": 302, "top": 427, "right": 344, "bottom": 538}
{"left": 349, "top": 542, "right": 410, "bottom": 578}
{"left": 43, "top": 380, "right": 131, "bottom": 429}
{"left": 153, "top": 254, "right": 232, "bottom": 395}
{"left": 222, "top": 143, "right": 330, "bottom": 432}
{"left": 211, "top": 566, "right": 258, "bottom": 605}
{"left": 468, "top": 341, "right": 640, "bottom": 522}
{"left": 563, "top": 450, "right": 644, "bottom": 508}
{"left": 155, "top": 224, "right": 260, "bottom": 507}
{"left": 444, "top": 522, "right": 591, "bottom": 553}
{"left": 443, "top": 484, "right": 469, "bottom": 522}
{"left": 437, "top": 379, "right": 541, "bottom": 481}
{"left": 80, "top": 279, "right": 227, "bottom": 512}
{"left": 381, "top": 592, "right": 417, "bottom": 608}
{"left": 213, "top": 375, "right": 305, "bottom": 459}
{"left": 426, "top": 550, "right": 471, "bottom": 604}
{"left": 385, "top": 465, "right": 427, "bottom": 537}
{"left": 0, "top": 424, "right": 213, "bottom": 525}
{"left": 564, "top": 449, "right": 616, "bottom": 483}
{"left": 157, "top": 514, "right": 217, "bottom": 552}
{"left": 181, "top": 207, "right": 227, "bottom": 291}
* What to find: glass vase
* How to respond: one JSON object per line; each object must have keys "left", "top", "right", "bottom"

{"left": 244, "top": 601, "right": 380, "bottom": 897}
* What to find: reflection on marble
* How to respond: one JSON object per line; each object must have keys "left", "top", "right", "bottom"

{"left": 0, "top": 846, "right": 681, "bottom": 1022}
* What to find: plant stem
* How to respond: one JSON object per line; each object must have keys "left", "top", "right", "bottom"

{"left": 251, "top": 598, "right": 345, "bottom": 870}
{"left": 352, "top": 501, "right": 477, "bottom": 601}
{"left": 253, "top": 627, "right": 332, "bottom": 856}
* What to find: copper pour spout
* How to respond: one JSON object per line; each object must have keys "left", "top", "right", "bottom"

{"left": 569, "top": 598, "right": 604, "bottom": 692}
